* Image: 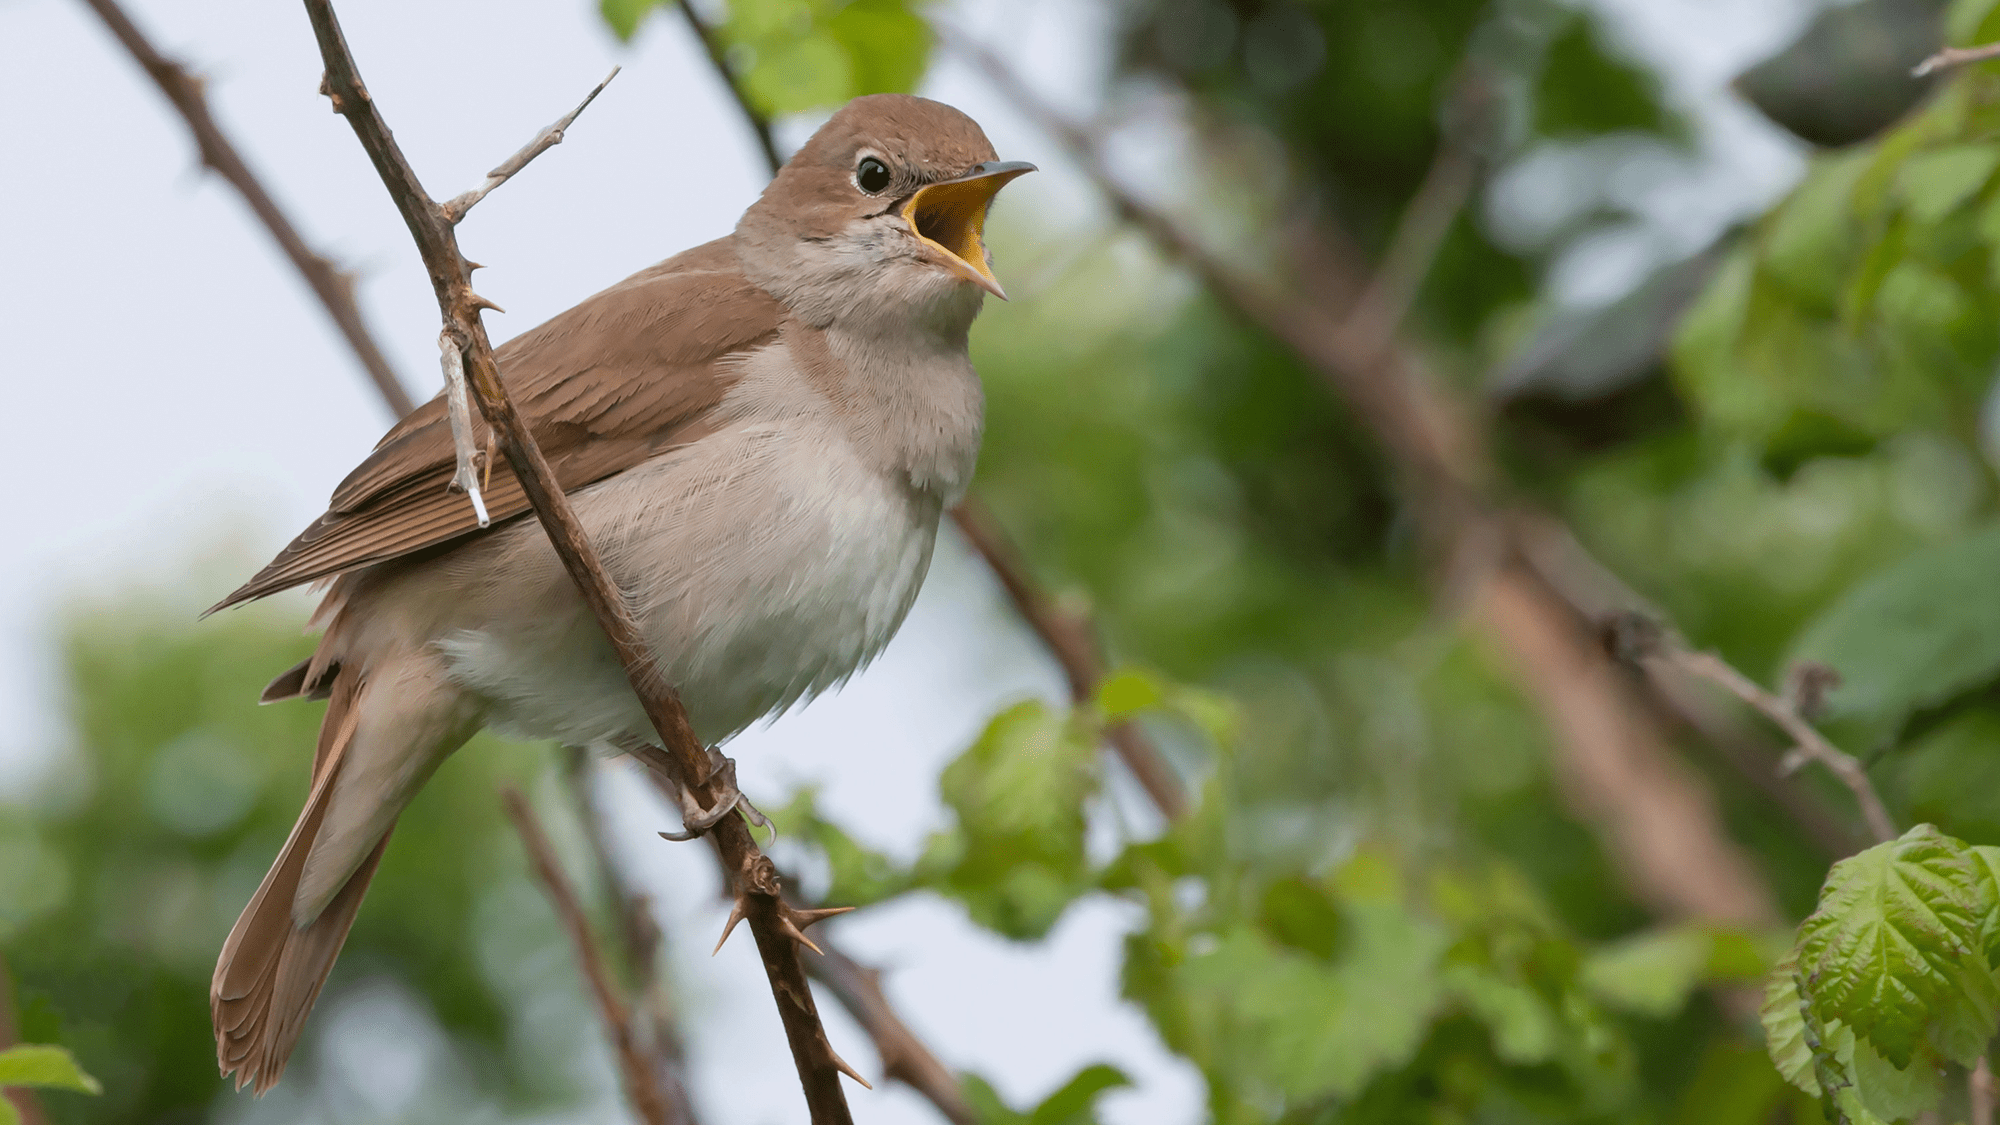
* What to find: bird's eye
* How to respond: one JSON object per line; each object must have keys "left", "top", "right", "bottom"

{"left": 856, "top": 157, "right": 891, "bottom": 194}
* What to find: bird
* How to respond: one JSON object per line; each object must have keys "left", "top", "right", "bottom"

{"left": 206, "top": 92, "right": 1032, "bottom": 1093}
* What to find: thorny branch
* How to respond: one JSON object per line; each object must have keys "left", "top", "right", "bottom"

{"left": 1604, "top": 615, "right": 1897, "bottom": 846}
{"left": 947, "top": 26, "right": 1783, "bottom": 927}
{"left": 503, "top": 788, "right": 678, "bottom": 1125}
{"left": 78, "top": 0, "right": 415, "bottom": 418}
{"left": 299, "top": 2, "right": 856, "bottom": 1119}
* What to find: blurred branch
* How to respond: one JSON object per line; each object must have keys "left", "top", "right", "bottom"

{"left": 1605, "top": 615, "right": 1896, "bottom": 845}
{"left": 300, "top": 2, "right": 855, "bottom": 1119}
{"left": 504, "top": 787, "right": 680, "bottom": 1125}
{"left": 1975, "top": 1056, "right": 1995, "bottom": 1125}
{"left": 0, "top": 953, "right": 49, "bottom": 1125}
{"left": 950, "top": 497, "right": 1188, "bottom": 818}
{"left": 676, "top": 1, "right": 781, "bottom": 175}
{"left": 77, "top": 0, "right": 415, "bottom": 418}
{"left": 566, "top": 750, "right": 703, "bottom": 1125}
{"left": 676, "top": 19, "right": 1191, "bottom": 822}
{"left": 947, "top": 26, "right": 1782, "bottom": 927}
{"left": 1913, "top": 42, "right": 2000, "bottom": 76}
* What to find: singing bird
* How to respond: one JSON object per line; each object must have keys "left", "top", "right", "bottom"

{"left": 207, "top": 93, "right": 1031, "bottom": 1091}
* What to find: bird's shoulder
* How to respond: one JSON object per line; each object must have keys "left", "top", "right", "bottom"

{"left": 212, "top": 236, "right": 787, "bottom": 612}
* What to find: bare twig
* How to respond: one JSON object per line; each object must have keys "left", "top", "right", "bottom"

{"left": 301, "top": 3, "right": 854, "bottom": 1118}
{"left": 1974, "top": 1056, "right": 1994, "bottom": 1125}
{"left": 0, "top": 952, "right": 49, "bottom": 1125}
{"left": 1605, "top": 617, "right": 1896, "bottom": 846}
{"left": 951, "top": 498, "right": 1187, "bottom": 818}
{"left": 504, "top": 787, "right": 676, "bottom": 1125}
{"left": 949, "top": 27, "right": 1783, "bottom": 927}
{"left": 1914, "top": 42, "right": 2000, "bottom": 76}
{"left": 675, "top": 1, "right": 782, "bottom": 175}
{"left": 566, "top": 750, "right": 703, "bottom": 1125}
{"left": 78, "top": 0, "right": 415, "bottom": 417}
{"left": 442, "top": 68, "right": 620, "bottom": 223}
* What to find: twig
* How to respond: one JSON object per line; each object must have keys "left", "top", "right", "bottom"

{"left": 1914, "top": 42, "right": 2000, "bottom": 77}
{"left": 949, "top": 26, "right": 1783, "bottom": 927}
{"left": 442, "top": 68, "right": 620, "bottom": 223}
{"left": 503, "top": 787, "right": 675, "bottom": 1125}
{"left": 301, "top": 3, "right": 854, "bottom": 1118}
{"left": 0, "top": 952, "right": 49, "bottom": 1125}
{"left": 566, "top": 750, "right": 703, "bottom": 1125}
{"left": 675, "top": 1, "right": 782, "bottom": 175}
{"left": 1974, "top": 1056, "right": 1994, "bottom": 1125}
{"left": 78, "top": 0, "right": 415, "bottom": 417}
{"left": 1607, "top": 620, "right": 1895, "bottom": 845}
{"left": 950, "top": 498, "right": 1187, "bottom": 818}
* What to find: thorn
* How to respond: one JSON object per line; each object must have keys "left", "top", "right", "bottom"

{"left": 711, "top": 899, "right": 747, "bottom": 955}
{"left": 777, "top": 915, "right": 824, "bottom": 957}
{"left": 468, "top": 293, "right": 506, "bottom": 314}
{"left": 829, "top": 1048, "right": 873, "bottom": 1089}
{"left": 786, "top": 904, "right": 854, "bottom": 932}
{"left": 463, "top": 258, "right": 485, "bottom": 272}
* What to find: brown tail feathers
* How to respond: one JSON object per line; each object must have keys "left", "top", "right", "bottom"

{"left": 211, "top": 669, "right": 393, "bottom": 1093}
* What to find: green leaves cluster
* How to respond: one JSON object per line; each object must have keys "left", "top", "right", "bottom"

{"left": 600, "top": 0, "right": 928, "bottom": 115}
{"left": 1763, "top": 826, "right": 2000, "bottom": 1123}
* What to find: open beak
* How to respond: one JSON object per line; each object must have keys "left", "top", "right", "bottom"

{"left": 901, "top": 160, "right": 1036, "bottom": 299}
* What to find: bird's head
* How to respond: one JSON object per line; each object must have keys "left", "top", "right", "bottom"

{"left": 735, "top": 94, "right": 1034, "bottom": 332}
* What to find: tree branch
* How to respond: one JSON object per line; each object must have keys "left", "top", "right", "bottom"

{"left": 565, "top": 750, "right": 703, "bottom": 1125}
{"left": 1975, "top": 1056, "right": 1994, "bottom": 1125}
{"left": 300, "top": 3, "right": 854, "bottom": 1117}
{"left": 1605, "top": 615, "right": 1896, "bottom": 846}
{"left": 442, "top": 67, "right": 620, "bottom": 223}
{"left": 674, "top": 1, "right": 781, "bottom": 175}
{"left": 948, "top": 27, "right": 1782, "bottom": 927}
{"left": 503, "top": 787, "right": 679, "bottom": 1125}
{"left": 78, "top": 0, "right": 415, "bottom": 417}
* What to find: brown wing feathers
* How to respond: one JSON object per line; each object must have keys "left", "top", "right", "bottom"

{"left": 211, "top": 244, "right": 785, "bottom": 614}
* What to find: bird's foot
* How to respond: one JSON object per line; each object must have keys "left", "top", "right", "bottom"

{"left": 655, "top": 746, "right": 770, "bottom": 842}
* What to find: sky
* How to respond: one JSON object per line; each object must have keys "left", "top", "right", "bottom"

{"left": 0, "top": 0, "right": 1823, "bottom": 1121}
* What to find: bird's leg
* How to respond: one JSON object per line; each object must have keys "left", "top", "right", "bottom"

{"left": 620, "top": 740, "right": 768, "bottom": 840}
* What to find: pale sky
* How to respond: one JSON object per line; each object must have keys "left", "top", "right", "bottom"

{"left": 0, "top": 0, "right": 1815, "bottom": 1121}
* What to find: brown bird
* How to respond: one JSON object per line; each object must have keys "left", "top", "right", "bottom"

{"left": 207, "top": 93, "right": 1031, "bottom": 1092}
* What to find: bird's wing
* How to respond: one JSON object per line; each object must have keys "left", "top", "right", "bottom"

{"left": 211, "top": 238, "right": 786, "bottom": 613}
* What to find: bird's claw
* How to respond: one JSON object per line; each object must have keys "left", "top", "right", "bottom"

{"left": 651, "top": 746, "right": 769, "bottom": 842}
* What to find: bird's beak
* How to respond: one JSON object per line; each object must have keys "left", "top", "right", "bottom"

{"left": 902, "top": 161, "right": 1036, "bottom": 299}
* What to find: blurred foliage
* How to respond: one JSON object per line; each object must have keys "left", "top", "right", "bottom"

{"left": 0, "top": 603, "right": 598, "bottom": 1124}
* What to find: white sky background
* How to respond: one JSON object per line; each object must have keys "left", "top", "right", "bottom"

{"left": 0, "top": 0, "right": 1822, "bottom": 1121}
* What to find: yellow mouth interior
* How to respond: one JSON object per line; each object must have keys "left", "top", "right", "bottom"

{"left": 903, "top": 177, "right": 1010, "bottom": 296}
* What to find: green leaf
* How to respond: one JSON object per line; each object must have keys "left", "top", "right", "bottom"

{"left": 0, "top": 1095, "right": 16, "bottom": 1125}
{"left": 933, "top": 701, "right": 1099, "bottom": 938}
{"left": 824, "top": 0, "right": 929, "bottom": 95}
{"left": 1028, "top": 1063, "right": 1130, "bottom": 1125}
{"left": 1444, "top": 963, "right": 1561, "bottom": 1064}
{"left": 1792, "top": 825, "right": 1996, "bottom": 1068}
{"left": 598, "top": 0, "right": 661, "bottom": 41}
{"left": 1787, "top": 524, "right": 2000, "bottom": 742}
{"left": 1581, "top": 926, "right": 1715, "bottom": 1018}
{"left": 1096, "top": 668, "right": 1165, "bottom": 721}
{"left": 1762, "top": 965, "right": 1817, "bottom": 1096}
{"left": 0, "top": 1044, "right": 101, "bottom": 1095}
{"left": 1949, "top": 0, "right": 2000, "bottom": 47}
{"left": 742, "top": 32, "right": 853, "bottom": 116}
{"left": 1898, "top": 144, "right": 2000, "bottom": 224}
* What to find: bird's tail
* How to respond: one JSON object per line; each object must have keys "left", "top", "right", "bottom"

{"left": 210, "top": 668, "right": 395, "bottom": 1093}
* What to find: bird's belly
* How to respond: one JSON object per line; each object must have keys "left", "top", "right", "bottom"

{"left": 433, "top": 423, "right": 941, "bottom": 749}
